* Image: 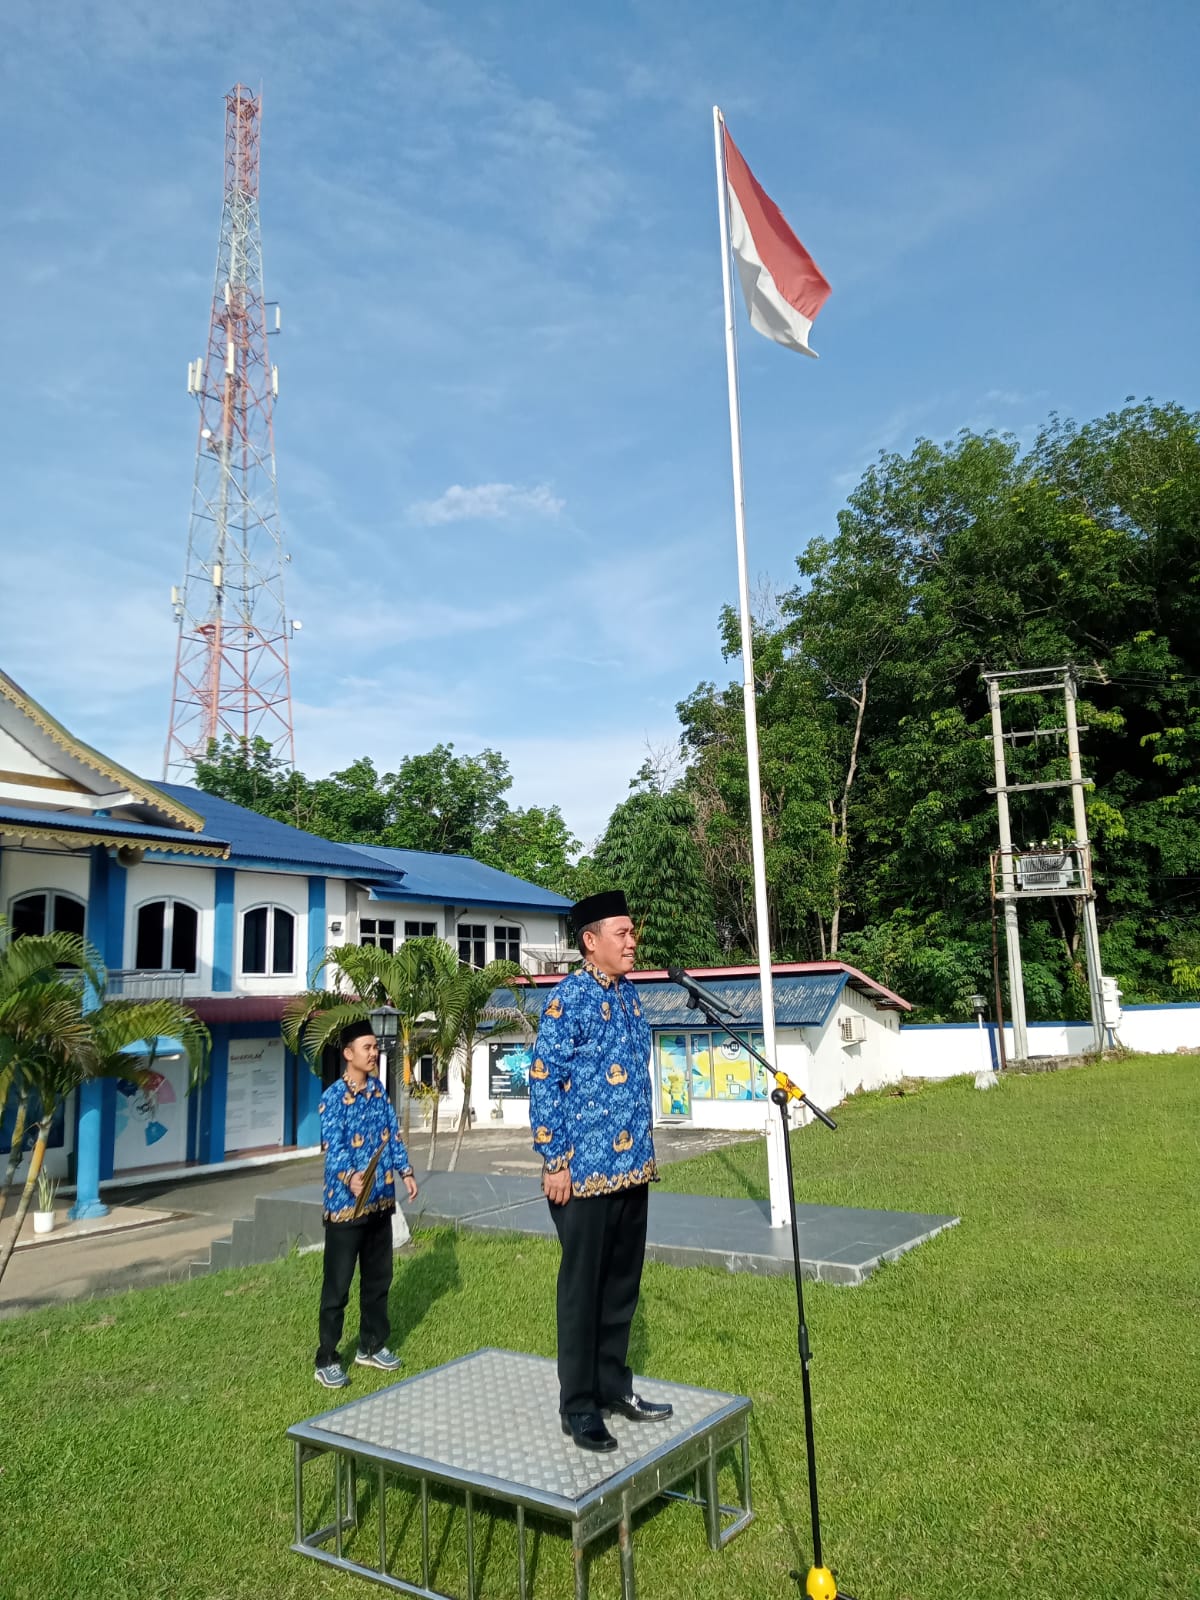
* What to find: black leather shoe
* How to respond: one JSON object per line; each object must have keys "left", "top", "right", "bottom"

{"left": 607, "top": 1392, "right": 673, "bottom": 1422}
{"left": 561, "top": 1411, "right": 618, "bottom": 1451}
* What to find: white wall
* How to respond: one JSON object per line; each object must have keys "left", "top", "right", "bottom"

{"left": 899, "top": 1003, "right": 1200, "bottom": 1078}
{"left": 1, "top": 848, "right": 90, "bottom": 910}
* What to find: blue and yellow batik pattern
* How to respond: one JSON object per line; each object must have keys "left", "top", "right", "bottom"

{"left": 320, "top": 1074, "right": 413, "bottom": 1223}
{"left": 528, "top": 962, "right": 656, "bottom": 1197}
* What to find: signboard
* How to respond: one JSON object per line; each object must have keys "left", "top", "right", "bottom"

{"left": 488, "top": 1042, "right": 532, "bottom": 1099}
{"left": 225, "top": 1037, "right": 286, "bottom": 1152}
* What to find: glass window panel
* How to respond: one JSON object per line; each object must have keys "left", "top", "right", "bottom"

{"left": 135, "top": 902, "right": 166, "bottom": 969}
{"left": 11, "top": 894, "right": 46, "bottom": 940}
{"left": 52, "top": 896, "right": 86, "bottom": 938}
{"left": 687, "top": 1032, "right": 713, "bottom": 1099}
{"left": 712, "top": 1032, "right": 755, "bottom": 1100}
{"left": 271, "top": 909, "right": 295, "bottom": 975}
{"left": 242, "top": 907, "right": 268, "bottom": 974}
{"left": 171, "top": 903, "right": 199, "bottom": 973}
{"left": 656, "top": 1033, "right": 690, "bottom": 1117}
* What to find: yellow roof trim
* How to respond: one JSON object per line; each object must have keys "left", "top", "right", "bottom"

{"left": 0, "top": 671, "right": 205, "bottom": 832}
{"left": 0, "top": 821, "right": 229, "bottom": 860}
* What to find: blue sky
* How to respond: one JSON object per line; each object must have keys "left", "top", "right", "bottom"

{"left": 2, "top": 0, "right": 1197, "bottom": 845}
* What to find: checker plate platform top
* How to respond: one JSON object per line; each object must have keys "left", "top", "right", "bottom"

{"left": 288, "top": 1348, "right": 751, "bottom": 1518}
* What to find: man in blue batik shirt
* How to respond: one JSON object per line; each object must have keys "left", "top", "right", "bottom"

{"left": 529, "top": 889, "right": 673, "bottom": 1451}
{"left": 314, "top": 1018, "right": 418, "bottom": 1389}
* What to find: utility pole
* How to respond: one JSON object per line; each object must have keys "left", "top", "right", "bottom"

{"left": 982, "top": 666, "right": 1106, "bottom": 1059}
{"left": 164, "top": 85, "right": 296, "bottom": 777}
{"left": 986, "top": 676, "right": 1029, "bottom": 1061}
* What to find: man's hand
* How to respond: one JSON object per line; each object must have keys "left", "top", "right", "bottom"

{"left": 349, "top": 1172, "right": 365, "bottom": 1198}
{"left": 543, "top": 1165, "right": 572, "bottom": 1206}
{"left": 402, "top": 1174, "right": 419, "bottom": 1203}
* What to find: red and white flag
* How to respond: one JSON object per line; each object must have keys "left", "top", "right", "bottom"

{"left": 723, "top": 126, "right": 831, "bottom": 358}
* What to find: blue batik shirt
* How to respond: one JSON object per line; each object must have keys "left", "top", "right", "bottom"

{"left": 319, "top": 1073, "right": 413, "bottom": 1224}
{"left": 528, "top": 962, "right": 656, "bottom": 1198}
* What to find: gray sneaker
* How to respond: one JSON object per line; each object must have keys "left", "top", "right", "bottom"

{"left": 355, "top": 1346, "right": 402, "bottom": 1371}
{"left": 315, "top": 1361, "right": 350, "bottom": 1388}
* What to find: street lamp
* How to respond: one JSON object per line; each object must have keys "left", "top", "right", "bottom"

{"left": 369, "top": 1005, "right": 400, "bottom": 1100}
{"left": 969, "top": 993, "right": 997, "bottom": 1089}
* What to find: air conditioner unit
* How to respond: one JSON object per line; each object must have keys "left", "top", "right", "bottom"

{"left": 839, "top": 1014, "right": 867, "bottom": 1044}
{"left": 1016, "top": 851, "right": 1074, "bottom": 891}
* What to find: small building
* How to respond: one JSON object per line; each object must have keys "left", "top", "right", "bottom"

{"left": 461, "top": 962, "right": 911, "bottom": 1132}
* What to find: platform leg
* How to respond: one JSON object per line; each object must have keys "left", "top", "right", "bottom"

{"left": 420, "top": 1476, "right": 431, "bottom": 1589}
{"left": 704, "top": 1437, "right": 721, "bottom": 1551}
{"left": 740, "top": 1429, "right": 753, "bottom": 1518}
{"left": 335, "top": 1456, "right": 345, "bottom": 1560}
{"left": 571, "top": 1530, "right": 589, "bottom": 1600}
{"left": 618, "top": 1489, "right": 636, "bottom": 1600}
{"left": 517, "top": 1504, "right": 528, "bottom": 1600}
{"left": 378, "top": 1465, "right": 387, "bottom": 1573}
{"left": 348, "top": 1458, "right": 358, "bottom": 1527}
{"left": 465, "top": 1488, "right": 476, "bottom": 1600}
{"left": 293, "top": 1441, "right": 304, "bottom": 1544}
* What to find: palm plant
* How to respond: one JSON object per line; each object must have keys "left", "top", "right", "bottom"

{"left": 0, "top": 918, "right": 100, "bottom": 1209}
{"left": 283, "top": 938, "right": 453, "bottom": 1135}
{"left": 0, "top": 926, "right": 209, "bottom": 1288}
{"left": 433, "top": 959, "right": 531, "bottom": 1174}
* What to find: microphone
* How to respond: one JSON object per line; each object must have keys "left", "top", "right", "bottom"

{"left": 666, "top": 967, "right": 742, "bottom": 1019}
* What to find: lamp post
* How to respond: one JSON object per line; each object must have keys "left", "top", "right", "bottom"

{"left": 970, "top": 992, "right": 997, "bottom": 1090}
{"left": 369, "top": 1005, "right": 400, "bottom": 1103}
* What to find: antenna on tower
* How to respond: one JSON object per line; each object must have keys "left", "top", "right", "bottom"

{"left": 164, "top": 84, "right": 296, "bottom": 779}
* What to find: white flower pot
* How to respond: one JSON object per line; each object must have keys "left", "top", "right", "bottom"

{"left": 33, "top": 1210, "right": 55, "bottom": 1235}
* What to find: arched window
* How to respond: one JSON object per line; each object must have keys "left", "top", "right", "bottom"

{"left": 241, "top": 905, "right": 295, "bottom": 976}
{"left": 134, "top": 899, "right": 199, "bottom": 974}
{"left": 9, "top": 891, "right": 86, "bottom": 941}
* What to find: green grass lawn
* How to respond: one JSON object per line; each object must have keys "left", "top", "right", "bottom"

{"left": 1, "top": 1056, "right": 1197, "bottom": 1600}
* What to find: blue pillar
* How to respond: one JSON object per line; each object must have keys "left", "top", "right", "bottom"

{"left": 212, "top": 870, "right": 235, "bottom": 992}
{"left": 307, "top": 875, "right": 326, "bottom": 984}
{"left": 71, "top": 848, "right": 126, "bottom": 1220}
{"left": 198, "top": 1026, "right": 230, "bottom": 1165}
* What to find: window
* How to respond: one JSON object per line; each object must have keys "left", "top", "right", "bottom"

{"left": 494, "top": 925, "right": 521, "bottom": 964}
{"left": 655, "top": 1030, "right": 768, "bottom": 1104}
{"left": 457, "top": 923, "right": 486, "bottom": 969}
{"left": 133, "top": 899, "right": 199, "bottom": 973}
{"left": 241, "top": 906, "right": 296, "bottom": 975}
{"left": 404, "top": 920, "right": 437, "bottom": 940}
{"left": 9, "top": 891, "right": 86, "bottom": 941}
{"left": 360, "top": 917, "right": 396, "bottom": 954}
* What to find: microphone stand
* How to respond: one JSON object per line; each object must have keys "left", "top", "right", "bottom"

{"left": 679, "top": 989, "right": 856, "bottom": 1600}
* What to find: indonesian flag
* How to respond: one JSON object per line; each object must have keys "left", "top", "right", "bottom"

{"left": 723, "top": 126, "right": 831, "bottom": 358}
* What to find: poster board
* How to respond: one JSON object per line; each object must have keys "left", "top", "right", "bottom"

{"left": 225, "top": 1036, "right": 286, "bottom": 1152}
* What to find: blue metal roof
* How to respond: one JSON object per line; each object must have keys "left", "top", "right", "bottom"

{"left": 495, "top": 972, "right": 849, "bottom": 1030}
{"left": 154, "top": 784, "right": 405, "bottom": 878}
{"left": 352, "top": 844, "right": 572, "bottom": 912}
{"left": 0, "top": 802, "right": 230, "bottom": 855}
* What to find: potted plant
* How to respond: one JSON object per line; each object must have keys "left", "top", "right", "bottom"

{"left": 33, "top": 1170, "right": 59, "bottom": 1235}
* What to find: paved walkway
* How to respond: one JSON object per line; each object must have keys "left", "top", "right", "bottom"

{"left": 0, "top": 1125, "right": 756, "bottom": 1318}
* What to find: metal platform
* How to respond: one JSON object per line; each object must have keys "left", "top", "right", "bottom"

{"left": 288, "top": 1347, "right": 753, "bottom": 1599}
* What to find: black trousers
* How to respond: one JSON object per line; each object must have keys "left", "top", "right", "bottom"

{"left": 549, "top": 1183, "right": 649, "bottom": 1414}
{"left": 316, "top": 1210, "right": 393, "bottom": 1367}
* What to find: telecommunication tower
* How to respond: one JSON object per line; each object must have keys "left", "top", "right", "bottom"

{"left": 163, "top": 84, "right": 297, "bottom": 778}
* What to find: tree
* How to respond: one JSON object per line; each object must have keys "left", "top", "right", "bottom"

{"left": 594, "top": 783, "right": 720, "bottom": 968}
{"left": 0, "top": 924, "right": 209, "bottom": 1289}
{"left": 474, "top": 804, "right": 582, "bottom": 896}
{"left": 434, "top": 960, "right": 528, "bottom": 1173}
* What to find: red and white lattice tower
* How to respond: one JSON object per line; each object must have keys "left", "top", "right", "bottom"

{"left": 164, "top": 84, "right": 296, "bottom": 778}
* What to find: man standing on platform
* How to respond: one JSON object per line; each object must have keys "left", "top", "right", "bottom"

{"left": 529, "top": 889, "right": 673, "bottom": 1451}
{"left": 314, "top": 1019, "right": 419, "bottom": 1389}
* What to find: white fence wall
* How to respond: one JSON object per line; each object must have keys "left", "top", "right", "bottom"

{"left": 900, "top": 1004, "right": 1200, "bottom": 1079}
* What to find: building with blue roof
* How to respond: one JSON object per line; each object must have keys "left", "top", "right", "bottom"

{"left": 1, "top": 667, "right": 913, "bottom": 1207}
{"left": 0, "top": 670, "right": 573, "bottom": 1212}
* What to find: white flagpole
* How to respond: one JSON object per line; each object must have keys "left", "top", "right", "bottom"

{"left": 713, "top": 105, "right": 790, "bottom": 1229}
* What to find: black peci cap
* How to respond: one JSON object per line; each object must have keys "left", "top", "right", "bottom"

{"left": 569, "top": 889, "right": 630, "bottom": 942}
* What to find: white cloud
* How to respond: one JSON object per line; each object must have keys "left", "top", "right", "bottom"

{"left": 409, "top": 483, "right": 566, "bottom": 526}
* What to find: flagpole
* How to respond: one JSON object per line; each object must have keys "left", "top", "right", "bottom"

{"left": 713, "top": 104, "right": 790, "bottom": 1230}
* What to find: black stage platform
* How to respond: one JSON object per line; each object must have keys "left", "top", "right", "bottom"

{"left": 288, "top": 1347, "right": 752, "bottom": 1599}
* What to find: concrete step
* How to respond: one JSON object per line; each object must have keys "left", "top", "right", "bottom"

{"left": 206, "top": 1236, "right": 232, "bottom": 1273}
